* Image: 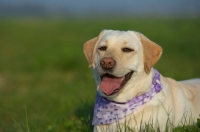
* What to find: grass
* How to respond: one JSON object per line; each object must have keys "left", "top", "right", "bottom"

{"left": 0, "top": 17, "right": 200, "bottom": 132}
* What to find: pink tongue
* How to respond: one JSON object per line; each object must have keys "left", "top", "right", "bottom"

{"left": 100, "top": 76, "right": 124, "bottom": 95}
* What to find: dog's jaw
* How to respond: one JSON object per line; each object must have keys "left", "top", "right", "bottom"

{"left": 99, "top": 71, "right": 134, "bottom": 96}
{"left": 97, "top": 68, "right": 154, "bottom": 103}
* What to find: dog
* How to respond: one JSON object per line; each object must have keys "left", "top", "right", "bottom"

{"left": 83, "top": 30, "right": 200, "bottom": 131}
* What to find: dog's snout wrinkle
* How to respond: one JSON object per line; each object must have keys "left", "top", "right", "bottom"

{"left": 100, "top": 57, "right": 116, "bottom": 70}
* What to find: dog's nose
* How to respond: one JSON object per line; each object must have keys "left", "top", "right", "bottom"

{"left": 100, "top": 57, "right": 116, "bottom": 70}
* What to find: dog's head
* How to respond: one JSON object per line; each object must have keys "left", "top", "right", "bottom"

{"left": 83, "top": 30, "right": 162, "bottom": 102}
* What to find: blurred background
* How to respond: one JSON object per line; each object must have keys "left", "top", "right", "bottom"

{"left": 0, "top": 0, "right": 200, "bottom": 18}
{"left": 0, "top": 0, "right": 200, "bottom": 131}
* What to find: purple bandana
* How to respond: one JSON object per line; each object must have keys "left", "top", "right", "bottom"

{"left": 92, "top": 69, "right": 162, "bottom": 125}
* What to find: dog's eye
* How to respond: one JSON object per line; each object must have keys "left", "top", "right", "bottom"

{"left": 122, "top": 48, "right": 134, "bottom": 52}
{"left": 98, "top": 46, "right": 107, "bottom": 51}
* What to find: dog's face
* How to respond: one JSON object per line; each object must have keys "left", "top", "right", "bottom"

{"left": 84, "top": 30, "right": 162, "bottom": 102}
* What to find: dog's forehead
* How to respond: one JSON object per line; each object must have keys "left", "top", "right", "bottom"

{"left": 99, "top": 30, "right": 140, "bottom": 48}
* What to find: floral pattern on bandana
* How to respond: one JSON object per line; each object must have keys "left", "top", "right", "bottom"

{"left": 92, "top": 69, "right": 162, "bottom": 125}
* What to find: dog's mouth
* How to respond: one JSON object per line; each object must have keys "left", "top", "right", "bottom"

{"left": 100, "top": 71, "right": 134, "bottom": 96}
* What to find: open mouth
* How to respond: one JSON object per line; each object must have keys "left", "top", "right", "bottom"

{"left": 100, "top": 71, "right": 134, "bottom": 96}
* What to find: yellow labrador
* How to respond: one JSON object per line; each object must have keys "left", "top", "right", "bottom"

{"left": 83, "top": 30, "right": 200, "bottom": 131}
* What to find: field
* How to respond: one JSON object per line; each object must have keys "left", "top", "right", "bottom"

{"left": 0, "top": 18, "right": 200, "bottom": 132}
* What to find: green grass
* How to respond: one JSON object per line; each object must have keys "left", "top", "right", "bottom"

{"left": 0, "top": 18, "right": 200, "bottom": 132}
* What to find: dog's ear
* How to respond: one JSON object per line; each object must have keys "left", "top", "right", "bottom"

{"left": 83, "top": 37, "right": 98, "bottom": 67}
{"left": 136, "top": 33, "right": 163, "bottom": 74}
{"left": 83, "top": 30, "right": 111, "bottom": 67}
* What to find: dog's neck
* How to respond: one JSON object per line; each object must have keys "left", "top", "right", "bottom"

{"left": 92, "top": 69, "right": 162, "bottom": 125}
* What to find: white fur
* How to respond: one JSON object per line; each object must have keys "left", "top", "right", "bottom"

{"left": 84, "top": 30, "right": 200, "bottom": 132}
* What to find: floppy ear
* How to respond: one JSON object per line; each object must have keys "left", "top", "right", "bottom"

{"left": 83, "top": 30, "right": 110, "bottom": 67}
{"left": 83, "top": 37, "right": 98, "bottom": 67}
{"left": 136, "top": 33, "right": 163, "bottom": 74}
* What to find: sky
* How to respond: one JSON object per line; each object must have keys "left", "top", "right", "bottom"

{"left": 0, "top": 0, "right": 200, "bottom": 18}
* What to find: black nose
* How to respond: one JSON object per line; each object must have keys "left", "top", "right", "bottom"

{"left": 100, "top": 57, "right": 116, "bottom": 70}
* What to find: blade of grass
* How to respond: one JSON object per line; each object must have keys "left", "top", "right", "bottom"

{"left": 11, "top": 116, "right": 25, "bottom": 132}
{"left": 25, "top": 106, "right": 30, "bottom": 132}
